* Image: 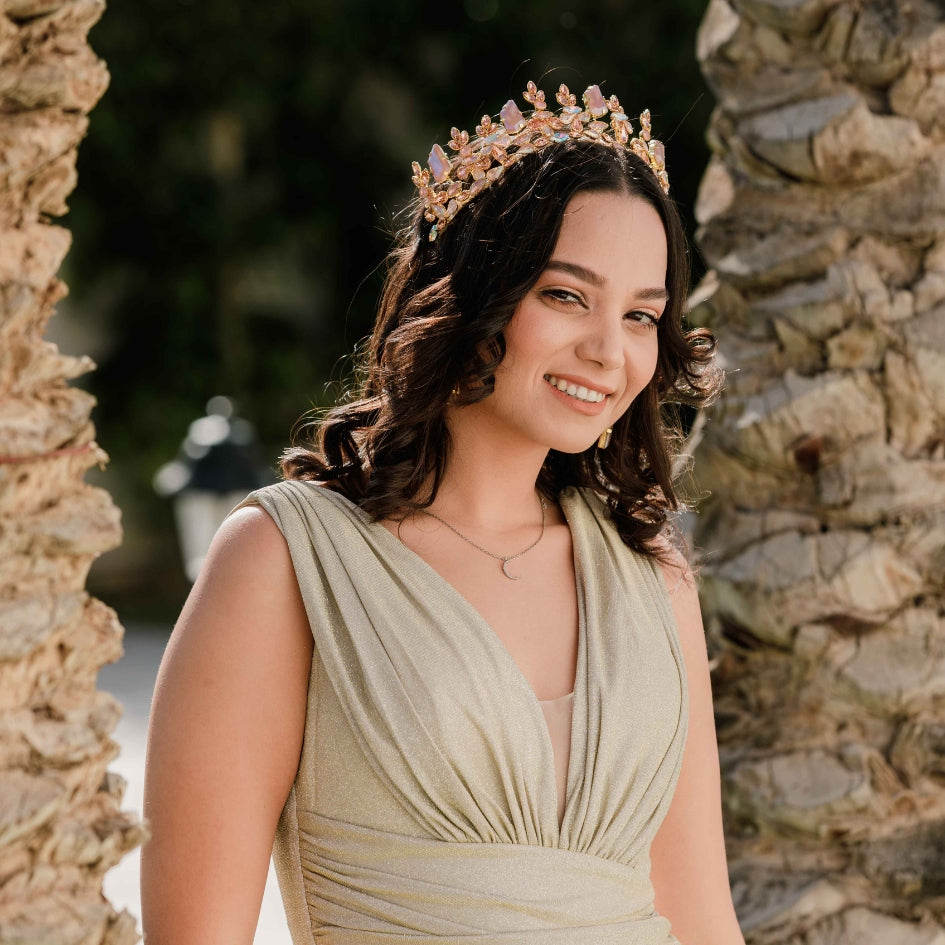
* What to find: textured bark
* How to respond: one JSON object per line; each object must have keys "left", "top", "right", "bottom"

{"left": 692, "top": 0, "right": 945, "bottom": 941}
{"left": 0, "top": 1, "right": 144, "bottom": 942}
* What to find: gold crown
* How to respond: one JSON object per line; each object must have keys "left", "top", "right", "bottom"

{"left": 411, "top": 81, "right": 669, "bottom": 242}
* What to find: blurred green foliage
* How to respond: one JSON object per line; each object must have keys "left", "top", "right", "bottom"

{"left": 67, "top": 0, "right": 712, "bottom": 612}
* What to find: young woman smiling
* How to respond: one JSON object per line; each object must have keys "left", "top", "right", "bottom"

{"left": 142, "top": 81, "right": 744, "bottom": 945}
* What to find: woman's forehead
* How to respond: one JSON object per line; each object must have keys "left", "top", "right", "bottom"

{"left": 551, "top": 191, "right": 668, "bottom": 283}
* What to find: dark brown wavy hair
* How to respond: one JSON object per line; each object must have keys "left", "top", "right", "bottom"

{"left": 281, "top": 139, "right": 720, "bottom": 559}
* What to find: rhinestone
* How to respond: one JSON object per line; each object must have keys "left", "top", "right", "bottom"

{"left": 583, "top": 84, "right": 608, "bottom": 117}
{"left": 651, "top": 140, "right": 666, "bottom": 166}
{"left": 429, "top": 224, "right": 439, "bottom": 242}
{"left": 433, "top": 203, "right": 448, "bottom": 220}
{"left": 556, "top": 84, "right": 576, "bottom": 107}
{"left": 487, "top": 165, "right": 504, "bottom": 181}
{"left": 639, "top": 109, "right": 652, "bottom": 139}
{"left": 428, "top": 143, "right": 451, "bottom": 183}
{"left": 500, "top": 99, "right": 526, "bottom": 132}
{"left": 552, "top": 132, "right": 569, "bottom": 142}
{"left": 469, "top": 178, "right": 488, "bottom": 195}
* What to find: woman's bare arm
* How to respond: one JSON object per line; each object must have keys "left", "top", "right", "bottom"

{"left": 650, "top": 558, "right": 746, "bottom": 945}
{"left": 141, "top": 506, "right": 314, "bottom": 945}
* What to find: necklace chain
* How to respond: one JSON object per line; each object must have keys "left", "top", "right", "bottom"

{"left": 418, "top": 495, "right": 547, "bottom": 580}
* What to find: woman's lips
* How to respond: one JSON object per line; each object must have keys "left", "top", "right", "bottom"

{"left": 543, "top": 374, "right": 611, "bottom": 415}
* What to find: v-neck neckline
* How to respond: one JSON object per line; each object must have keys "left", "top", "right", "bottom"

{"left": 308, "top": 482, "right": 590, "bottom": 837}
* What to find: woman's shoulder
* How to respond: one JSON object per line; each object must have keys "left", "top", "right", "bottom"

{"left": 210, "top": 500, "right": 300, "bottom": 594}
{"left": 569, "top": 486, "right": 695, "bottom": 588}
{"left": 236, "top": 477, "right": 360, "bottom": 517}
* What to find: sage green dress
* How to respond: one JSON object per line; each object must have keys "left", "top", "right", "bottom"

{"left": 233, "top": 480, "right": 687, "bottom": 944}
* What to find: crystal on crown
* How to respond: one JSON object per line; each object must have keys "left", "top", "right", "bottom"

{"left": 500, "top": 100, "right": 526, "bottom": 132}
{"left": 412, "top": 81, "right": 670, "bottom": 241}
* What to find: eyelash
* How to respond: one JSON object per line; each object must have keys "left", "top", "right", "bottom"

{"left": 540, "top": 288, "right": 662, "bottom": 329}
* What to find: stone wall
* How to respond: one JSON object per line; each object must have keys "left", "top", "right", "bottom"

{"left": 0, "top": 1, "right": 144, "bottom": 942}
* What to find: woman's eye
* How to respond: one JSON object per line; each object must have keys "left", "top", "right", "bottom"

{"left": 542, "top": 288, "right": 584, "bottom": 307}
{"left": 626, "top": 310, "right": 660, "bottom": 329}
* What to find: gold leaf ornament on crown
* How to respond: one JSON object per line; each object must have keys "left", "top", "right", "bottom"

{"left": 411, "top": 81, "right": 670, "bottom": 242}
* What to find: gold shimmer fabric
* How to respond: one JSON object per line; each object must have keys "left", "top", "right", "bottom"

{"left": 234, "top": 481, "right": 687, "bottom": 944}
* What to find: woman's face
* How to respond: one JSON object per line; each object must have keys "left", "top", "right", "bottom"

{"left": 485, "top": 189, "right": 668, "bottom": 454}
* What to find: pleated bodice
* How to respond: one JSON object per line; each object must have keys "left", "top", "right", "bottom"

{"left": 233, "top": 480, "right": 688, "bottom": 944}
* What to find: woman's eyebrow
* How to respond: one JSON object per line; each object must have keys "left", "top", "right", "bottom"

{"left": 545, "top": 260, "right": 605, "bottom": 287}
{"left": 544, "top": 260, "right": 669, "bottom": 302}
{"left": 637, "top": 286, "right": 670, "bottom": 302}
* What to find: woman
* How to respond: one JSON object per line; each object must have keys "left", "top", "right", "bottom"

{"left": 141, "top": 81, "right": 745, "bottom": 945}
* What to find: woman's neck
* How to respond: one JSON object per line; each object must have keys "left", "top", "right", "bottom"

{"left": 429, "top": 408, "right": 550, "bottom": 531}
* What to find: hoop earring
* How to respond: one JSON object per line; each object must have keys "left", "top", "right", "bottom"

{"left": 597, "top": 427, "right": 613, "bottom": 449}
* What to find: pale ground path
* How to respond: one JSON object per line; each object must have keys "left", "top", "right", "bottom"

{"left": 98, "top": 624, "right": 293, "bottom": 945}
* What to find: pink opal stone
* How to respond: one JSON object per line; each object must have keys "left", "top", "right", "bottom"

{"left": 500, "top": 99, "right": 526, "bottom": 132}
{"left": 583, "top": 85, "right": 608, "bottom": 117}
{"left": 652, "top": 140, "right": 666, "bottom": 166}
{"left": 428, "top": 143, "right": 451, "bottom": 183}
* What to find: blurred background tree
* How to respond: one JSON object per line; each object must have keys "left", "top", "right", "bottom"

{"left": 58, "top": 0, "right": 712, "bottom": 619}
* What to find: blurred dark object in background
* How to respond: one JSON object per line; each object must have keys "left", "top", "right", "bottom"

{"left": 153, "top": 395, "right": 269, "bottom": 582}
{"left": 56, "top": 0, "right": 711, "bottom": 619}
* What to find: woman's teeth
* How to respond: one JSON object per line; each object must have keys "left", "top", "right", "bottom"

{"left": 544, "top": 375, "right": 606, "bottom": 403}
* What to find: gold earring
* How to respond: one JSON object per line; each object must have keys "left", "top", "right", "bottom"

{"left": 597, "top": 427, "right": 612, "bottom": 449}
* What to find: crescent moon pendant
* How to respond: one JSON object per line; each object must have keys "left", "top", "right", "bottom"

{"left": 501, "top": 559, "right": 522, "bottom": 580}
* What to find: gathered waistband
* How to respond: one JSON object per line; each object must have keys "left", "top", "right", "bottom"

{"left": 295, "top": 810, "right": 677, "bottom": 944}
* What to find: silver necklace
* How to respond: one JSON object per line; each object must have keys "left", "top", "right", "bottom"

{"left": 418, "top": 495, "right": 547, "bottom": 580}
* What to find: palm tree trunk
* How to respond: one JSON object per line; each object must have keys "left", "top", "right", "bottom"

{"left": 0, "top": 2, "right": 144, "bottom": 942}
{"left": 692, "top": 1, "right": 945, "bottom": 941}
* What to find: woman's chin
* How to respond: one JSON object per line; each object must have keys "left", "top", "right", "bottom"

{"left": 542, "top": 434, "right": 609, "bottom": 456}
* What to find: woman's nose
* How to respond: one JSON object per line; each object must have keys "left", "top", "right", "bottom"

{"left": 576, "top": 315, "right": 624, "bottom": 371}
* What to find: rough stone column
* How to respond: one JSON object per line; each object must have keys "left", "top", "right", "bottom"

{"left": 0, "top": 1, "right": 145, "bottom": 942}
{"left": 691, "top": 0, "right": 945, "bottom": 942}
